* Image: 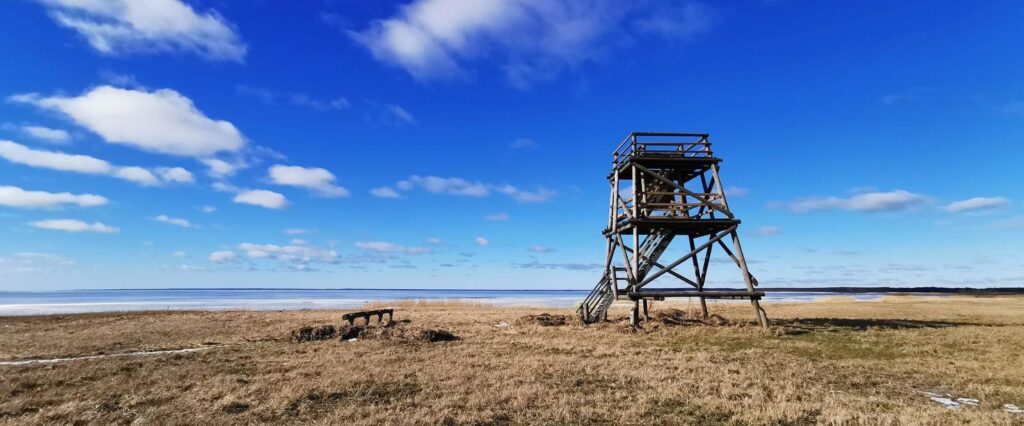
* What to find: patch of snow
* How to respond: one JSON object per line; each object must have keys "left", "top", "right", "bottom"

{"left": 0, "top": 347, "right": 213, "bottom": 366}
{"left": 1005, "top": 404, "right": 1023, "bottom": 414}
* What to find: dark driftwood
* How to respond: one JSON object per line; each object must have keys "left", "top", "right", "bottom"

{"left": 342, "top": 308, "right": 394, "bottom": 326}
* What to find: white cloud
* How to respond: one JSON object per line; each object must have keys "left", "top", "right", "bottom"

{"left": 0, "top": 140, "right": 190, "bottom": 186}
{"left": 238, "top": 240, "right": 340, "bottom": 264}
{"left": 494, "top": 184, "right": 555, "bottom": 203}
{"left": 725, "top": 186, "right": 751, "bottom": 197}
{"left": 397, "top": 175, "right": 489, "bottom": 196}
{"left": 236, "top": 85, "right": 350, "bottom": 111}
{"left": 268, "top": 165, "right": 350, "bottom": 197}
{"left": 12, "top": 86, "right": 245, "bottom": 157}
{"left": 208, "top": 250, "right": 236, "bottom": 263}
{"left": 382, "top": 104, "right": 416, "bottom": 125}
{"left": 157, "top": 166, "right": 193, "bottom": 183}
{"left": 528, "top": 245, "right": 552, "bottom": 253}
{"left": 475, "top": 236, "right": 489, "bottom": 247}
{"left": 200, "top": 205, "right": 216, "bottom": 213}
{"left": 427, "top": 237, "right": 442, "bottom": 245}
{"left": 389, "top": 175, "right": 555, "bottom": 202}
{"left": 113, "top": 166, "right": 159, "bottom": 186}
{"left": 155, "top": 214, "right": 192, "bottom": 228}
{"left": 201, "top": 158, "right": 244, "bottom": 178}
{"left": 944, "top": 197, "right": 1010, "bottom": 213}
{"left": 753, "top": 226, "right": 782, "bottom": 236}
{"left": 233, "top": 189, "right": 287, "bottom": 209}
{"left": 0, "top": 140, "right": 111, "bottom": 174}
{"left": 0, "top": 185, "right": 107, "bottom": 209}
{"left": 787, "top": 190, "right": 930, "bottom": 213}
{"left": 354, "top": 241, "right": 432, "bottom": 255}
{"left": 172, "top": 251, "right": 188, "bottom": 258}
{"left": 22, "top": 125, "right": 71, "bottom": 143}
{"left": 38, "top": 0, "right": 247, "bottom": 61}
{"left": 351, "top": 0, "right": 713, "bottom": 87}
{"left": 30, "top": 219, "right": 118, "bottom": 233}
{"left": 484, "top": 212, "right": 509, "bottom": 221}
{"left": 370, "top": 187, "right": 401, "bottom": 198}
{"left": 284, "top": 228, "right": 307, "bottom": 235}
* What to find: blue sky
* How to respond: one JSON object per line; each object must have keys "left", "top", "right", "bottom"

{"left": 1, "top": 0, "right": 1022, "bottom": 291}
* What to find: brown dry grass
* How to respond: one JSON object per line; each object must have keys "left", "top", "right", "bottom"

{"left": 2, "top": 296, "right": 1023, "bottom": 425}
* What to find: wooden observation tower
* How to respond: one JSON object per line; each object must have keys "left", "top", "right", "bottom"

{"left": 577, "top": 132, "right": 768, "bottom": 328}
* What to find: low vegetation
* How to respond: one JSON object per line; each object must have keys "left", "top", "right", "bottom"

{"left": 1, "top": 296, "right": 1023, "bottom": 424}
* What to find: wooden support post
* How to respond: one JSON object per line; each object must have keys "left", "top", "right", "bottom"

{"left": 642, "top": 299, "right": 650, "bottom": 320}
{"left": 630, "top": 300, "right": 640, "bottom": 328}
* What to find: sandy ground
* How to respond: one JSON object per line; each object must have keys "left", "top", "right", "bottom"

{"left": 1, "top": 296, "right": 1023, "bottom": 425}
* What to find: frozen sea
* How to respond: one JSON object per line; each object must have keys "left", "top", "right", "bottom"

{"left": 0, "top": 288, "right": 887, "bottom": 316}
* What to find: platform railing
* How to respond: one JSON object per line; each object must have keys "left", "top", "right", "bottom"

{"left": 612, "top": 132, "right": 713, "bottom": 170}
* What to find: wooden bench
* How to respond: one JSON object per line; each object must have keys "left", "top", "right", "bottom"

{"left": 342, "top": 308, "right": 394, "bottom": 326}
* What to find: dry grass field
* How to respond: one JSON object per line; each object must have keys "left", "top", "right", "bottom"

{"left": 2, "top": 296, "right": 1023, "bottom": 425}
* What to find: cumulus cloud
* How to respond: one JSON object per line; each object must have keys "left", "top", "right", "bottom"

{"left": 200, "top": 205, "right": 216, "bottom": 213}
{"left": 944, "top": 197, "right": 1010, "bottom": 213}
{"left": 30, "top": 219, "right": 118, "bottom": 233}
{"left": 11, "top": 86, "right": 245, "bottom": 157}
{"left": 233, "top": 189, "right": 288, "bottom": 209}
{"left": 37, "top": 0, "right": 247, "bottom": 61}
{"left": 354, "top": 241, "right": 432, "bottom": 255}
{"left": 155, "top": 214, "right": 192, "bottom": 228}
{"left": 484, "top": 212, "right": 509, "bottom": 221}
{"left": 475, "top": 236, "right": 489, "bottom": 247}
{"left": 0, "top": 185, "right": 107, "bottom": 209}
{"left": 112, "top": 166, "right": 159, "bottom": 186}
{"left": 157, "top": 167, "right": 193, "bottom": 183}
{"left": 22, "top": 125, "right": 71, "bottom": 143}
{"left": 0, "top": 140, "right": 191, "bottom": 186}
{"left": 786, "top": 190, "right": 930, "bottom": 213}
{"left": 268, "top": 165, "right": 350, "bottom": 197}
{"left": 350, "top": 0, "right": 713, "bottom": 87}
{"left": 208, "top": 250, "right": 236, "bottom": 263}
{"left": 382, "top": 175, "right": 555, "bottom": 203}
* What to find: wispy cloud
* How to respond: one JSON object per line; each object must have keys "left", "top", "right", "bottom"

{"left": 22, "top": 125, "right": 71, "bottom": 143}
{"left": 753, "top": 226, "right": 782, "bottom": 236}
{"left": 236, "top": 85, "right": 349, "bottom": 111}
{"left": 783, "top": 190, "right": 930, "bottom": 213}
{"left": 30, "top": 219, "right": 118, "bottom": 233}
{"left": 37, "top": 0, "right": 247, "bottom": 61}
{"left": 355, "top": 241, "right": 432, "bottom": 255}
{"left": 484, "top": 212, "right": 510, "bottom": 221}
{"left": 0, "top": 185, "right": 107, "bottom": 209}
{"left": 154, "top": 214, "right": 193, "bottom": 228}
{"left": 515, "top": 260, "right": 601, "bottom": 271}
{"left": 350, "top": 0, "right": 714, "bottom": 88}
{"left": 0, "top": 140, "right": 194, "bottom": 187}
{"left": 377, "top": 175, "right": 555, "bottom": 203}
{"left": 945, "top": 197, "right": 1010, "bottom": 213}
